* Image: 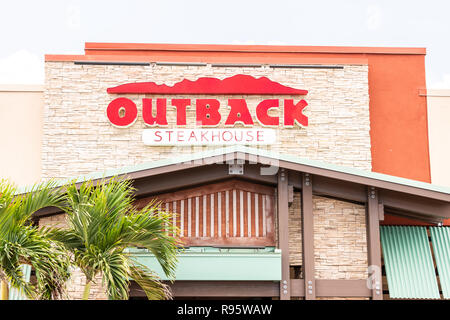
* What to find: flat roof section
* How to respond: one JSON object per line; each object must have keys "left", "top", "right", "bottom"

{"left": 46, "top": 42, "right": 425, "bottom": 63}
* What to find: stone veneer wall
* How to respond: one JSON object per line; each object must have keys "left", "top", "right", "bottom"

{"left": 289, "top": 191, "right": 302, "bottom": 266}
{"left": 288, "top": 193, "right": 368, "bottom": 280}
{"left": 39, "top": 214, "right": 108, "bottom": 300}
{"left": 43, "top": 62, "right": 371, "bottom": 179}
{"left": 312, "top": 196, "right": 368, "bottom": 280}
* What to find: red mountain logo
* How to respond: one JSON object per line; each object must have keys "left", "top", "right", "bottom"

{"left": 107, "top": 74, "right": 308, "bottom": 95}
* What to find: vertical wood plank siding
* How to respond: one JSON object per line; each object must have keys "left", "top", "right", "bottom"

{"left": 136, "top": 180, "right": 275, "bottom": 246}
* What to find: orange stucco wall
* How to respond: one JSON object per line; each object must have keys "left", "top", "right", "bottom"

{"left": 367, "top": 54, "right": 430, "bottom": 183}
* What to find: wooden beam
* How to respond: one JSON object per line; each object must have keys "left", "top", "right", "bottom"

{"left": 133, "top": 164, "right": 277, "bottom": 197}
{"left": 302, "top": 173, "right": 315, "bottom": 300}
{"left": 130, "top": 281, "right": 280, "bottom": 297}
{"left": 312, "top": 175, "right": 366, "bottom": 203}
{"left": 290, "top": 279, "right": 305, "bottom": 297}
{"left": 145, "top": 279, "right": 372, "bottom": 298}
{"left": 384, "top": 208, "right": 442, "bottom": 224}
{"left": 366, "top": 187, "right": 383, "bottom": 300}
{"left": 380, "top": 189, "right": 450, "bottom": 219}
{"left": 290, "top": 279, "right": 371, "bottom": 297}
{"left": 316, "top": 279, "right": 371, "bottom": 297}
{"left": 278, "top": 168, "right": 290, "bottom": 300}
{"left": 288, "top": 172, "right": 367, "bottom": 204}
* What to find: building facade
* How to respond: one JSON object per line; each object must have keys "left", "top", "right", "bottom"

{"left": 1, "top": 43, "right": 450, "bottom": 299}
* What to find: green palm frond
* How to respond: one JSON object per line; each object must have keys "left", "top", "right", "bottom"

{"left": 0, "top": 179, "right": 70, "bottom": 300}
{"left": 57, "top": 177, "right": 179, "bottom": 300}
{"left": 100, "top": 250, "right": 130, "bottom": 300}
{"left": 18, "top": 180, "right": 66, "bottom": 220}
{"left": 129, "top": 263, "right": 172, "bottom": 300}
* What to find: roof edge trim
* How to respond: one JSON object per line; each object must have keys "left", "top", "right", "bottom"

{"left": 44, "top": 54, "right": 368, "bottom": 65}
{"left": 84, "top": 42, "right": 426, "bottom": 55}
{"left": 16, "top": 146, "right": 450, "bottom": 198}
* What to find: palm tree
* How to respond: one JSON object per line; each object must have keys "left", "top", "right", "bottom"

{"left": 0, "top": 179, "right": 70, "bottom": 300}
{"left": 50, "top": 177, "right": 179, "bottom": 300}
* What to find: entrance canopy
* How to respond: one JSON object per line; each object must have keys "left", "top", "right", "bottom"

{"left": 28, "top": 145, "right": 450, "bottom": 299}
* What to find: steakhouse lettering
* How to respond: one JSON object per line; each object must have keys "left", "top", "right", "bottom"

{"left": 142, "top": 129, "right": 275, "bottom": 146}
{"left": 106, "top": 98, "right": 308, "bottom": 127}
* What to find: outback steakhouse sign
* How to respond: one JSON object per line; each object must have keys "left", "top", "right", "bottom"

{"left": 106, "top": 75, "right": 308, "bottom": 146}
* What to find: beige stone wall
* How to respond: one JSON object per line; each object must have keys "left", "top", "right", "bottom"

{"left": 38, "top": 213, "right": 108, "bottom": 300}
{"left": 289, "top": 191, "right": 302, "bottom": 266}
{"left": 313, "top": 196, "right": 368, "bottom": 280}
{"left": 288, "top": 194, "right": 368, "bottom": 281}
{"left": 65, "top": 268, "right": 108, "bottom": 300}
{"left": 43, "top": 62, "right": 371, "bottom": 179}
{"left": 39, "top": 213, "right": 68, "bottom": 229}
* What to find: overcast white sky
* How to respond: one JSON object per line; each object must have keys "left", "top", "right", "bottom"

{"left": 1, "top": 0, "right": 450, "bottom": 88}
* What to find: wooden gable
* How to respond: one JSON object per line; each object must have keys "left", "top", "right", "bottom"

{"left": 136, "top": 179, "right": 275, "bottom": 247}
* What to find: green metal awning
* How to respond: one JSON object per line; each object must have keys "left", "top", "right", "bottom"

{"left": 430, "top": 227, "right": 450, "bottom": 299}
{"left": 380, "top": 226, "right": 440, "bottom": 299}
{"left": 129, "top": 246, "right": 281, "bottom": 281}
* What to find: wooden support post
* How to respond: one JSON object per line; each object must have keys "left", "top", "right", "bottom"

{"left": 278, "top": 168, "right": 290, "bottom": 300}
{"left": 367, "top": 187, "right": 383, "bottom": 300}
{"left": 301, "top": 173, "right": 315, "bottom": 300}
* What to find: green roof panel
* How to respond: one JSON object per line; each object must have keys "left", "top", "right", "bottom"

{"left": 380, "top": 226, "right": 440, "bottom": 299}
{"left": 430, "top": 227, "right": 450, "bottom": 299}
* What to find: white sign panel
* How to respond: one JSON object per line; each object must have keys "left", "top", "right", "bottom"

{"left": 142, "top": 129, "right": 277, "bottom": 146}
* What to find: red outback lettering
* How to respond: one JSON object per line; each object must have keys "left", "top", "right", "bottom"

{"left": 284, "top": 99, "right": 308, "bottom": 127}
{"left": 225, "top": 99, "right": 254, "bottom": 126}
{"left": 196, "top": 99, "right": 221, "bottom": 126}
{"left": 106, "top": 97, "right": 138, "bottom": 127}
{"left": 142, "top": 98, "right": 168, "bottom": 126}
{"left": 171, "top": 98, "right": 191, "bottom": 125}
{"left": 256, "top": 99, "right": 279, "bottom": 126}
{"left": 107, "top": 98, "right": 308, "bottom": 128}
